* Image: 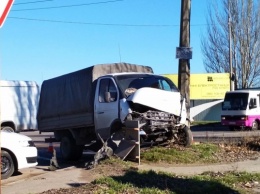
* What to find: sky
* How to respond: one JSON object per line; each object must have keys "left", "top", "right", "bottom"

{"left": 0, "top": 0, "right": 211, "bottom": 85}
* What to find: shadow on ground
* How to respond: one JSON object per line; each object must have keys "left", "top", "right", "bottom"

{"left": 98, "top": 169, "right": 240, "bottom": 194}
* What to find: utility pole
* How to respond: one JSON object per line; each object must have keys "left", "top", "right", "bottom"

{"left": 177, "top": 0, "right": 191, "bottom": 125}
{"left": 228, "top": 1, "right": 234, "bottom": 91}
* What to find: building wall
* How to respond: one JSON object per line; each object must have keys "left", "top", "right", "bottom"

{"left": 191, "top": 100, "right": 222, "bottom": 121}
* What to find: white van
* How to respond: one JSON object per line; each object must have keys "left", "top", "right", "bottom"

{"left": 0, "top": 80, "right": 40, "bottom": 132}
{"left": 221, "top": 89, "right": 260, "bottom": 130}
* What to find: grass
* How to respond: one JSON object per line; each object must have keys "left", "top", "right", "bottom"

{"left": 88, "top": 170, "right": 260, "bottom": 194}
{"left": 141, "top": 143, "right": 220, "bottom": 164}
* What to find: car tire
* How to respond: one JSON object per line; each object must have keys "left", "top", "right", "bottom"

{"left": 1, "top": 150, "right": 15, "bottom": 179}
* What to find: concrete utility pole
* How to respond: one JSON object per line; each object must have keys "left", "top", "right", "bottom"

{"left": 178, "top": 0, "right": 191, "bottom": 124}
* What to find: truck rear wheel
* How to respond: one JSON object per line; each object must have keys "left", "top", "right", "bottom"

{"left": 60, "top": 135, "right": 83, "bottom": 161}
{"left": 176, "top": 126, "right": 193, "bottom": 146}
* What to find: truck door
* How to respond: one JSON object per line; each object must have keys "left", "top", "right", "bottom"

{"left": 94, "top": 78, "right": 119, "bottom": 140}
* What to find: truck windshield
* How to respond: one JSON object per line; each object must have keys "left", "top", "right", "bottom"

{"left": 115, "top": 74, "right": 179, "bottom": 96}
{"left": 222, "top": 93, "right": 249, "bottom": 110}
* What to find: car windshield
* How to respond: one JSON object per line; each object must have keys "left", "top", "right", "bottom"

{"left": 222, "top": 93, "right": 249, "bottom": 110}
{"left": 114, "top": 74, "right": 179, "bottom": 96}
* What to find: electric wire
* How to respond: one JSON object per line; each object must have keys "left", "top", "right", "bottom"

{"left": 8, "top": 16, "right": 209, "bottom": 27}
{"left": 12, "top": 0, "right": 124, "bottom": 11}
{"left": 14, "top": 0, "right": 55, "bottom": 5}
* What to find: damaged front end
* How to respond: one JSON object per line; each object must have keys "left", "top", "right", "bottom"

{"left": 125, "top": 87, "right": 191, "bottom": 145}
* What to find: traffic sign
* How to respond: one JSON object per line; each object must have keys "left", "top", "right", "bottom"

{"left": 0, "top": 0, "right": 14, "bottom": 28}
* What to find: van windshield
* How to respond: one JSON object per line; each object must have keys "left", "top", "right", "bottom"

{"left": 222, "top": 93, "right": 249, "bottom": 110}
{"left": 114, "top": 74, "right": 179, "bottom": 97}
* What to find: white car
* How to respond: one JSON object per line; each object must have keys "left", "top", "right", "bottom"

{"left": 1, "top": 131, "right": 38, "bottom": 179}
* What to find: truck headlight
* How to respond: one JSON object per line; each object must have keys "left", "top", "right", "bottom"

{"left": 221, "top": 116, "right": 226, "bottom": 120}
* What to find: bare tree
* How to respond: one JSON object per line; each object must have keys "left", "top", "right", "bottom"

{"left": 201, "top": 0, "right": 260, "bottom": 88}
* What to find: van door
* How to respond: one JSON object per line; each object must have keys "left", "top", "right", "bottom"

{"left": 94, "top": 77, "right": 119, "bottom": 140}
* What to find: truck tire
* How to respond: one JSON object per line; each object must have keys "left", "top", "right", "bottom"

{"left": 60, "top": 135, "right": 83, "bottom": 161}
{"left": 176, "top": 126, "right": 193, "bottom": 146}
{"left": 1, "top": 126, "right": 15, "bottom": 133}
{"left": 1, "top": 150, "right": 15, "bottom": 179}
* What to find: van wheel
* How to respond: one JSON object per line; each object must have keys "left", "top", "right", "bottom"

{"left": 252, "top": 121, "right": 259, "bottom": 131}
{"left": 60, "top": 135, "right": 83, "bottom": 161}
{"left": 1, "top": 127, "right": 14, "bottom": 133}
{"left": 1, "top": 150, "right": 15, "bottom": 179}
{"left": 176, "top": 126, "right": 193, "bottom": 146}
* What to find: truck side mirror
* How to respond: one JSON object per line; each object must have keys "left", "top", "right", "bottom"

{"left": 105, "top": 92, "right": 111, "bottom": 103}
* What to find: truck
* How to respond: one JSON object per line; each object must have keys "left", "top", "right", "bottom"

{"left": 221, "top": 89, "right": 260, "bottom": 131}
{"left": 37, "top": 63, "right": 192, "bottom": 160}
{"left": 0, "top": 80, "right": 40, "bottom": 132}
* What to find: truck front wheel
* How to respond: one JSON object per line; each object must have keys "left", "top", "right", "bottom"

{"left": 60, "top": 135, "right": 83, "bottom": 161}
{"left": 176, "top": 126, "right": 193, "bottom": 146}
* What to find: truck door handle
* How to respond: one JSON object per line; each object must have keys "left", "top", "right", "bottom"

{"left": 98, "top": 112, "right": 104, "bottom": 114}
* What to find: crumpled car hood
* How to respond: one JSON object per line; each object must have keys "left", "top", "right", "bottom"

{"left": 127, "top": 87, "right": 181, "bottom": 116}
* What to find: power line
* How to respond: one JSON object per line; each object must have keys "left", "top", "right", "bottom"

{"left": 14, "top": 0, "right": 55, "bottom": 5}
{"left": 8, "top": 16, "right": 179, "bottom": 27}
{"left": 12, "top": 0, "right": 124, "bottom": 11}
{"left": 8, "top": 16, "right": 209, "bottom": 27}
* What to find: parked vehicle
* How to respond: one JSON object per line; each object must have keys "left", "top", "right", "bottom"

{"left": 1, "top": 131, "right": 38, "bottom": 179}
{"left": 221, "top": 89, "right": 260, "bottom": 130}
{"left": 37, "top": 63, "right": 192, "bottom": 160}
{"left": 0, "top": 80, "right": 40, "bottom": 132}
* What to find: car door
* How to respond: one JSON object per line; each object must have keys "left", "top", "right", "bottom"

{"left": 94, "top": 77, "right": 119, "bottom": 140}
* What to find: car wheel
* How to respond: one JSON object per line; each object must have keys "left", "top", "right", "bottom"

{"left": 1, "top": 150, "right": 15, "bottom": 179}
{"left": 1, "top": 127, "right": 15, "bottom": 133}
{"left": 252, "top": 121, "right": 258, "bottom": 131}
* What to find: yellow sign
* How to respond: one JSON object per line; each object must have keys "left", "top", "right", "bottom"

{"left": 163, "top": 73, "right": 230, "bottom": 100}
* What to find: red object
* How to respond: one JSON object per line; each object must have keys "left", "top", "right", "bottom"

{"left": 48, "top": 142, "right": 54, "bottom": 153}
{"left": 0, "top": 0, "right": 14, "bottom": 28}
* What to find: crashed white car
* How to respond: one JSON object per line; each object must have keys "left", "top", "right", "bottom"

{"left": 1, "top": 131, "right": 38, "bottom": 179}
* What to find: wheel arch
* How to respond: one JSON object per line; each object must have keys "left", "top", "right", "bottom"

{"left": 1, "top": 121, "right": 16, "bottom": 132}
{"left": 1, "top": 148, "right": 18, "bottom": 172}
{"left": 110, "top": 119, "right": 123, "bottom": 135}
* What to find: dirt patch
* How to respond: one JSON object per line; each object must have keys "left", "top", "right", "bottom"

{"left": 39, "top": 138, "right": 260, "bottom": 194}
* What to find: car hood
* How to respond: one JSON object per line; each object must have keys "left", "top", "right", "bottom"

{"left": 1, "top": 131, "right": 32, "bottom": 146}
{"left": 127, "top": 87, "right": 181, "bottom": 116}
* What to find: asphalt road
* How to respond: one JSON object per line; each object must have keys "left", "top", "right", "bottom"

{"left": 1, "top": 126, "right": 260, "bottom": 194}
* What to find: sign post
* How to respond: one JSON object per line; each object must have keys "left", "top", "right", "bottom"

{"left": 0, "top": 0, "right": 14, "bottom": 28}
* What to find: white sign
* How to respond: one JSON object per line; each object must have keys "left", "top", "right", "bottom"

{"left": 0, "top": 0, "right": 14, "bottom": 28}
